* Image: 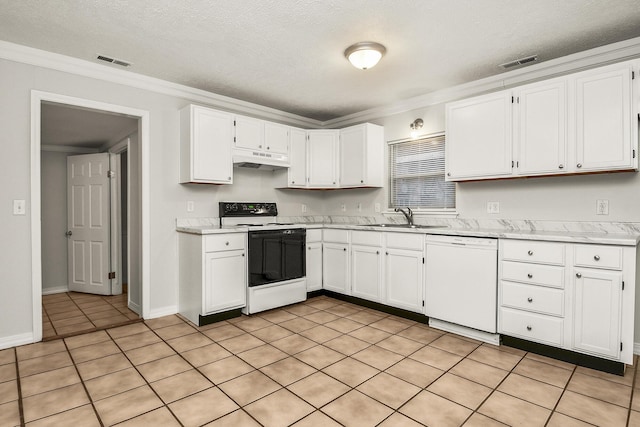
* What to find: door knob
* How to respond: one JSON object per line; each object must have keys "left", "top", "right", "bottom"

{"left": 576, "top": 272, "right": 582, "bottom": 278}
{"left": 527, "top": 297, "right": 533, "bottom": 303}
{"left": 577, "top": 163, "right": 582, "bottom": 168}
{"left": 527, "top": 273, "right": 533, "bottom": 278}
{"left": 526, "top": 325, "right": 532, "bottom": 331}
{"left": 65, "top": 231, "right": 73, "bottom": 237}
{"left": 594, "top": 255, "right": 600, "bottom": 261}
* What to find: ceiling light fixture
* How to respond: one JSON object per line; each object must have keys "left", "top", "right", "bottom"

{"left": 410, "top": 118, "right": 424, "bottom": 139}
{"left": 344, "top": 42, "right": 386, "bottom": 70}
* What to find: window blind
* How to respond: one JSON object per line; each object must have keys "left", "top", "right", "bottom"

{"left": 389, "top": 135, "right": 455, "bottom": 210}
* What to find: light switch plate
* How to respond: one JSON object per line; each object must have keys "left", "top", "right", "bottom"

{"left": 596, "top": 199, "right": 609, "bottom": 215}
{"left": 186, "top": 201, "right": 195, "bottom": 212}
{"left": 13, "top": 200, "right": 26, "bottom": 215}
{"left": 374, "top": 203, "right": 381, "bottom": 213}
{"left": 301, "top": 204, "right": 307, "bottom": 213}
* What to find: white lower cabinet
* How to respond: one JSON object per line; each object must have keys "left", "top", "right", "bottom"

{"left": 204, "top": 250, "right": 246, "bottom": 314}
{"left": 306, "top": 229, "right": 323, "bottom": 292}
{"left": 179, "top": 232, "right": 247, "bottom": 325}
{"left": 322, "top": 242, "right": 350, "bottom": 294}
{"left": 499, "top": 239, "right": 635, "bottom": 365}
{"left": 572, "top": 263, "right": 623, "bottom": 359}
{"left": 384, "top": 247, "right": 424, "bottom": 313}
{"left": 322, "top": 229, "right": 424, "bottom": 314}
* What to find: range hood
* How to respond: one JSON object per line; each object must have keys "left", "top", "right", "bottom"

{"left": 233, "top": 148, "right": 289, "bottom": 170}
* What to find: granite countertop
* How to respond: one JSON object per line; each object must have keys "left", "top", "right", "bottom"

{"left": 177, "top": 222, "right": 640, "bottom": 246}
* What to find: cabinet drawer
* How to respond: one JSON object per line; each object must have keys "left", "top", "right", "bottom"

{"left": 500, "top": 308, "right": 564, "bottom": 346}
{"left": 574, "top": 244, "right": 622, "bottom": 270}
{"left": 385, "top": 232, "right": 424, "bottom": 251}
{"left": 501, "top": 240, "right": 565, "bottom": 265}
{"left": 352, "top": 230, "right": 382, "bottom": 246}
{"left": 501, "top": 281, "right": 564, "bottom": 316}
{"left": 306, "top": 229, "right": 322, "bottom": 242}
{"left": 323, "top": 229, "right": 349, "bottom": 243}
{"left": 501, "top": 261, "right": 565, "bottom": 288}
{"left": 205, "top": 233, "right": 245, "bottom": 252}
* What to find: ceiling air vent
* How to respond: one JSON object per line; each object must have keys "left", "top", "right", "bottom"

{"left": 499, "top": 55, "right": 538, "bottom": 69}
{"left": 96, "top": 54, "right": 131, "bottom": 67}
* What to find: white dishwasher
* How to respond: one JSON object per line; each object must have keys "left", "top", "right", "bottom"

{"left": 425, "top": 235, "right": 498, "bottom": 339}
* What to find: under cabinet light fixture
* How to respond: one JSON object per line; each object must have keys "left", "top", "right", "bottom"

{"left": 410, "top": 118, "right": 424, "bottom": 139}
{"left": 344, "top": 42, "right": 386, "bottom": 70}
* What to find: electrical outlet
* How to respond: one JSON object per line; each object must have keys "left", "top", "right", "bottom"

{"left": 374, "top": 203, "right": 381, "bottom": 213}
{"left": 357, "top": 202, "right": 362, "bottom": 212}
{"left": 13, "top": 200, "right": 26, "bottom": 215}
{"left": 596, "top": 199, "right": 609, "bottom": 215}
{"left": 186, "top": 201, "right": 195, "bottom": 213}
{"left": 301, "top": 204, "right": 307, "bottom": 213}
{"left": 487, "top": 201, "right": 500, "bottom": 214}
{"left": 341, "top": 204, "right": 347, "bottom": 212}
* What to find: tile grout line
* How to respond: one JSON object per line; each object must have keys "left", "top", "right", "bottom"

{"left": 543, "top": 364, "right": 580, "bottom": 427}
{"left": 626, "top": 363, "right": 638, "bottom": 427}
{"left": 104, "top": 325, "right": 187, "bottom": 426}
{"left": 13, "top": 347, "right": 25, "bottom": 427}
{"left": 62, "top": 338, "right": 106, "bottom": 427}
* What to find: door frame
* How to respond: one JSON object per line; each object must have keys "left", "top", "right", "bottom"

{"left": 31, "top": 90, "right": 151, "bottom": 342}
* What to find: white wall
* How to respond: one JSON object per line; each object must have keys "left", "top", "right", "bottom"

{"left": 40, "top": 151, "right": 69, "bottom": 293}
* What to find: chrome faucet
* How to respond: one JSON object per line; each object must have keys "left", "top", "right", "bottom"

{"left": 394, "top": 207, "right": 413, "bottom": 225}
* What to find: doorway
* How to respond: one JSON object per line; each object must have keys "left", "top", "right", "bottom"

{"left": 31, "top": 91, "right": 150, "bottom": 342}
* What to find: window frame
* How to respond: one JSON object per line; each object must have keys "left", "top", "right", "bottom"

{"left": 387, "top": 132, "right": 457, "bottom": 215}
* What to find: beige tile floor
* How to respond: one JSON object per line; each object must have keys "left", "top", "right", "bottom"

{"left": 42, "top": 291, "right": 141, "bottom": 339}
{"left": 3, "top": 295, "right": 639, "bottom": 426}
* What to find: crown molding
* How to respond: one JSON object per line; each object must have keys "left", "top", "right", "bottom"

{"left": 323, "top": 36, "right": 640, "bottom": 128}
{"left": 3, "top": 37, "right": 640, "bottom": 130}
{"left": 0, "top": 40, "right": 322, "bottom": 128}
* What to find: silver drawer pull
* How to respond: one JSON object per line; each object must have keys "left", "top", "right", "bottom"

{"left": 558, "top": 164, "right": 564, "bottom": 169}
{"left": 527, "top": 297, "right": 533, "bottom": 303}
{"left": 576, "top": 272, "right": 582, "bottom": 278}
{"left": 577, "top": 163, "right": 582, "bottom": 168}
{"left": 526, "top": 325, "right": 532, "bottom": 331}
{"left": 225, "top": 242, "right": 229, "bottom": 246}
{"left": 527, "top": 250, "right": 533, "bottom": 256}
{"left": 527, "top": 273, "right": 533, "bottom": 279}
{"left": 594, "top": 255, "right": 600, "bottom": 261}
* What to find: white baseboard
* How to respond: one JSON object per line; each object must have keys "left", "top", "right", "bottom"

{"left": 146, "top": 305, "right": 178, "bottom": 320}
{"left": 128, "top": 301, "right": 142, "bottom": 316}
{"left": 634, "top": 342, "right": 640, "bottom": 355}
{"left": 0, "top": 332, "right": 35, "bottom": 350}
{"left": 42, "top": 286, "right": 69, "bottom": 295}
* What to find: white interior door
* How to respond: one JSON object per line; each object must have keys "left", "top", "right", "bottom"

{"left": 67, "top": 153, "right": 114, "bottom": 295}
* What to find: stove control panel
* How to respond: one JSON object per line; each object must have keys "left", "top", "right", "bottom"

{"left": 219, "top": 202, "right": 278, "bottom": 217}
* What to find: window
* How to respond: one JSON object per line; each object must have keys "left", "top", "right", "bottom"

{"left": 388, "top": 133, "right": 455, "bottom": 210}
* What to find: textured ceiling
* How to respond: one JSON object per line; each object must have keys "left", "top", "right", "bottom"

{"left": 2, "top": 0, "right": 640, "bottom": 121}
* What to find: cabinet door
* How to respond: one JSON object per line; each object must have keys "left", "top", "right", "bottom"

{"left": 187, "top": 107, "right": 233, "bottom": 184}
{"left": 235, "top": 115, "right": 264, "bottom": 151}
{"left": 572, "top": 269, "right": 622, "bottom": 359}
{"left": 517, "top": 79, "right": 568, "bottom": 175}
{"left": 351, "top": 245, "right": 382, "bottom": 302}
{"left": 288, "top": 128, "right": 307, "bottom": 187}
{"left": 306, "top": 242, "right": 322, "bottom": 291}
{"left": 264, "top": 122, "right": 289, "bottom": 155}
{"left": 322, "top": 242, "right": 349, "bottom": 294}
{"left": 446, "top": 90, "right": 513, "bottom": 181}
{"left": 575, "top": 65, "right": 633, "bottom": 171}
{"left": 384, "top": 248, "right": 423, "bottom": 313}
{"left": 340, "top": 125, "right": 366, "bottom": 187}
{"left": 204, "top": 250, "right": 246, "bottom": 314}
{"left": 308, "top": 130, "right": 339, "bottom": 187}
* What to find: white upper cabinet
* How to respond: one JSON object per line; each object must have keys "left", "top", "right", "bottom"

{"left": 180, "top": 105, "right": 233, "bottom": 184}
{"left": 307, "top": 130, "right": 339, "bottom": 188}
{"left": 446, "top": 90, "right": 513, "bottom": 181}
{"left": 575, "top": 63, "right": 634, "bottom": 172}
{"left": 234, "top": 115, "right": 264, "bottom": 151}
{"left": 287, "top": 127, "right": 307, "bottom": 188}
{"left": 516, "top": 78, "right": 568, "bottom": 175}
{"left": 264, "top": 122, "right": 290, "bottom": 155}
{"left": 446, "top": 59, "right": 638, "bottom": 181}
{"left": 339, "top": 123, "right": 385, "bottom": 187}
